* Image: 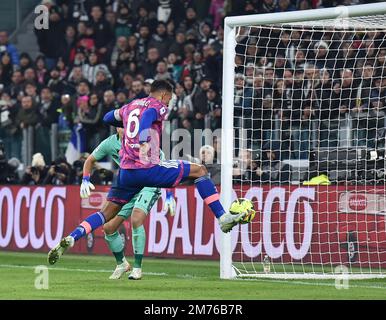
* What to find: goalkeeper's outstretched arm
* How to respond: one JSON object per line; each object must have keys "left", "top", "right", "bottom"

{"left": 83, "top": 154, "right": 97, "bottom": 178}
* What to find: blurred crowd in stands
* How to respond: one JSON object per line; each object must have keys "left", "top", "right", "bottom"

{"left": 0, "top": 0, "right": 381, "bottom": 185}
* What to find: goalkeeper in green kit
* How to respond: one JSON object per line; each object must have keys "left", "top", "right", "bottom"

{"left": 80, "top": 128, "right": 175, "bottom": 280}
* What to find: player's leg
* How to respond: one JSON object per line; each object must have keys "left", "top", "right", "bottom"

{"left": 128, "top": 188, "right": 161, "bottom": 280}
{"left": 128, "top": 208, "right": 147, "bottom": 280}
{"left": 104, "top": 212, "right": 131, "bottom": 280}
{"left": 188, "top": 163, "right": 247, "bottom": 233}
{"left": 129, "top": 161, "right": 246, "bottom": 233}
{"left": 48, "top": 182, "right": 141, "bottom": 265}
{"left": 48, "top": 201, "right": 122, "bottom": 265}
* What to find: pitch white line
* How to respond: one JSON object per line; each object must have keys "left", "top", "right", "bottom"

{"left": 0, "top": 264, "right": 167, "bottom": 276}
{"left": 1, "top": 264, "right": 385, "bottom": 290}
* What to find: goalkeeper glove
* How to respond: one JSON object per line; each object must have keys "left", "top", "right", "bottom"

{"left": 164, "top": 190, "right": 176, "bottom": 216}
{"left": 80, "top": 175, "right": 95, "bottom": 199}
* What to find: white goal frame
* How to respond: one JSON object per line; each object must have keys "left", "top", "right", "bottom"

{"left": 220, "top": 2, "right": 386, "bottom": 280}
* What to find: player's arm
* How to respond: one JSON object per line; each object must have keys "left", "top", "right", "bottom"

{"left": 83, "top": 154, "right": 97, "bottom": 178}
{"left": 80, "top": 154, "right": 96, "bottom": 199}
{"left": 138, "top": 108, "right": 158, "bottom": 158}
{"left": 138, "top": 108, "right": 158, "bottom": 143}
{"left": 103, "top": 109, "right": 124, "bottom": 127}
{"left": 80, "top": 138, "right": 109, "bottom": 199}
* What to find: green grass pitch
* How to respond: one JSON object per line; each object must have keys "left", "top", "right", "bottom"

{"left": 0, "top": 251, "right": 385, "bottom": 300}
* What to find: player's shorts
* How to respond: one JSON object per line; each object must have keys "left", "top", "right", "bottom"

{"left": 118, "top": 187, "right": 161, "bottom": 219}
{"left": 107, "top": 160, "right": 190, "bottom": 205}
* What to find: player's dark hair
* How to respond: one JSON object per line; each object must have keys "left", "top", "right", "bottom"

{"left": 150, "top": 80, "right": 173, "bottom": 93}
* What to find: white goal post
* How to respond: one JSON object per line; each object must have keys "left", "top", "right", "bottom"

{"left": 220, "top": 2, "right": 386, "bottom": 280}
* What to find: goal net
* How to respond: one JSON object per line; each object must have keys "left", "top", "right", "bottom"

{"left": 220, "top": 3, "right": 386, "bottom": 279}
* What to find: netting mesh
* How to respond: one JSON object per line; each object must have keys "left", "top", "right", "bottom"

{"left": 231, "top": 14, "right": 386, "bottom": 278}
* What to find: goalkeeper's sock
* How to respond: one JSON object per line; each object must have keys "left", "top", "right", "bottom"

{"left": 69, "top": 211, "right": 106, "bottom": 241}
{"left": 132, "top": 225, "right": 145, "bottom": 268}
{"left": 195, "top": 175, "right": 225, "bottom": 218}
{"left": 105, "top": 231, "right": 126, "bottom": 264}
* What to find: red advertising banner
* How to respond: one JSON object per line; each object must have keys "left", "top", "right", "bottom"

{"left": 1, "top": 185, "right": 385, "bottom": 267}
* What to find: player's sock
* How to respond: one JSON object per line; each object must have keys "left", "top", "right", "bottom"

{"left": 105, "top": 231, "right": 126, "bottom": 264}
{"left": 195, "top": 175, "right": 225, "bottom": 218}
{"left": 69, "top": 211, "right": 106, "bottom": 241}
{"left": 132, "top": 225, "right": 145, "bottom": 268}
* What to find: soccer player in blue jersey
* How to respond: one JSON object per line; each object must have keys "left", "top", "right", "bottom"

{"left": 48, "top": 80, "right": 246, "bottom": 265}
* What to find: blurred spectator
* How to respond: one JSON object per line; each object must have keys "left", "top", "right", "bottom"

{"left": 91, "top": 167, "right": 114, "bottom": 185}
{"left": 38, "top": 87, "right": 60, "bottom": 128}
{"left": 1, "top": 53, "right": 14, "bottom": 86}
{"left": 47, "top": 67, "right": 67, "bottom": 97}
{"left": 34, "top": 1, "right": 65, "bottom": 70}
{"left": 144, "top": 78, "right": 154, "bottom": 95}
{"left": 110, "top": 36, "right": 129, "bottom": 71}
{"left": 94, "top": 70, "right": 113, "bottom": 95}
{"left": 23, "top": 70, "right": 36, "bottom": 86}
{"left": 0, "top": 90, "right": 20, "bottom": 157}
{"left": 118, "top": 72, "right": 134, "bottom": 92}
{"left": 192, "top": 77, "right": 212, "bottom": 129}
{"left": 58, "top": 93, "right": 75, "bottom": 130}
{"left": 61, "top": 25, "right": 77, "bottom": 64}
{"left": 167, "top": 52, "right": 183, "bottom": 83}
{"left": 43, "top": 157, "right": 72, "bottom": 185}
{"left": 206, "top": 84, "right": 222, "bottom": 130}
{"left": 89, "top": 5, "right": 113, "bottom": 58}
{"left": 142, "top": 47, "right": 161, "bottom": 79}
{"left": 67, "top": 66, "right": 85, "bottom": 93}
{"left": 76, "top": 94, "right": 102, "bottom": 150}
{"left": 203, "top": 44, "right": 222, "bottom": 87}
{"left": 0, "top": 31, "right": 19, "bottom": 68}
{"left": 82, "top": 50, "right": 112, "bottom": 85}
{"left": 102, "top": 89, "right": 118, "bottom": 113}
{"left": 0, "top": 140, "right": 20, "bottom": 184}
{"left": 137, "top": 24, "right": 151, "bottom": 58}
{"left": 200, "top": 145, "right": 221, "bottom": 184}
{"left": 148, "top": 21, "right": 171, "bottom": 59}
{"left": 35, "top": 55, "right": 49, "bottom": 85}
{"left": 257, "top": 141, "right": 291, "bottom": 184}
{"left": 76, "top": 79, "right": 91, "bottom": 97}
{"left": 276, "top": 0, "right": 296, "bottom": 12}
{"left": 19, "top": 52, "right": 33, "bottom": 73}
{"left": 72, "top": 159, "right": 85, "bottom": 185}
{"left": 15, "top": 96, "right": 39, "bottom": 130}
{"left": 184, "top": 6, "right": 201, "bottom": 33}
{"left": 6, "top": 70, "right": 24, "bottom": 99}
{"left": 116, "top": 89, "right": 128, "bottom": 107}
{"left": 21, "top": 153, "right": 48, "bottom": 185}
{"left": 131, "top": 79, "right": 147, "bottom": 99}
{"left": 233, "top": 148, "right": 259, "bottom": 183}
{"left": 154, "top": 60, "right": 172, "bottom": 81}
{"left": 198, "top": 21, "right": 216, "bottom": 46}
{"left": 258, "top": 0, "right": 277, "bottom": 14}
{"left": 209, "top": 0, "right": 225, "bottom": 30}
{"left": 114, "top": 2, "right": 135, "bottom": 38}
{"left": 332, "top": 69, "right": 358, "bottom": 117}
{"left": 169, "top": 30, "right": 186, "bottom": 57}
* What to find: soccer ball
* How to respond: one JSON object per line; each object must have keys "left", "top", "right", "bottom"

{"left": 229, "top": 198, "right": 256, "bottom": 224}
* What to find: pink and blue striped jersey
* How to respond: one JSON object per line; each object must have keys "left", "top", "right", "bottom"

{"left": 117, "top": 96, "right": 168, "bottom": 169}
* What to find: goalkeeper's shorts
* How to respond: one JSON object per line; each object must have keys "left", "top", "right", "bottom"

{"left": 107, "top": 160, "right": 190, "bottom": 205}
{"left": 118, "top": 187, "right": 161, "bottom": 219}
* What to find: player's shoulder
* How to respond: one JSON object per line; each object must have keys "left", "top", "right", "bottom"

{"left": 105, "top": 134, "right": 120, "bottom": 143}
{"left": 148, "top": 98, "right": 167, "bottom": 116}
{"left": 97, "top": 134, "right": 118, "bottom": 150}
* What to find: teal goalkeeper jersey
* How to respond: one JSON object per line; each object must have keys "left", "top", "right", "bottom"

{"left": 91, "top": 134, "right": 165, "bottom": 165}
